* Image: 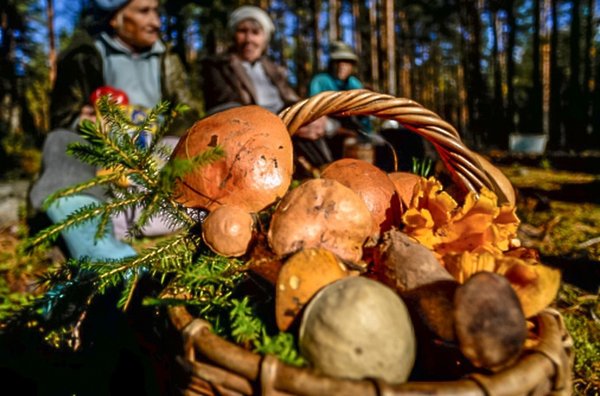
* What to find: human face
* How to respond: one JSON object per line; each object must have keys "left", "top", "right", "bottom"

{"left": 234, "top": 19, "right": 268, "bottom": 63}
{"left": 334, "top": 61, "right": 355, "bottom": 81}
{"left": 110, "top": 0, "right": 161, "bottom": 52}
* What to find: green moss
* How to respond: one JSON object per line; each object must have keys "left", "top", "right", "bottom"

{"left": 501, "top": 165, "right": 600, "bottom": 395}
{"left": 556, "top": 285, "right": 600, "bottom": 395}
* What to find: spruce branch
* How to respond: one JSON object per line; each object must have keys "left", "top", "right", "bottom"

{"left": 79, "top": 233, "right": 198, "bottom": 285}
{"left": 23, "top": 201, "right": 110, "bottom": 253}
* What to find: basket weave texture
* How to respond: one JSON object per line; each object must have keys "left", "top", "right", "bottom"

{"left": 167, "top": 90, "right": 574, "bottom": 396}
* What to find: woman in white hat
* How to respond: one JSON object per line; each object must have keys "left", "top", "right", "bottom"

{"left": 201, "top": 5, "right": 327, "bottom": 176}
{"left": 201, "top": 6, "right": 301, "bottom": 115}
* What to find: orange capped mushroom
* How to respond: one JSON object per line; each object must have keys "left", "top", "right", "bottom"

{"left": 388, "top": 171, "right": 424, "bottom": 209}
{"left": 268, "top": 178, "right": 372, "bottom": 263}
{"left": 275, "top": 248, "right": 349, "bottom": 331}
{"left": 171, "top": 105, "right": 294, "bottom": 212}
{"left": 321, "top": 158, "right": 401, "bottom": 242}
{"left": 202, "top": 205, "right": 254, "bottom": 257}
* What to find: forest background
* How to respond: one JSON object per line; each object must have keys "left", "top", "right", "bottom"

{"left": 1, "top": 1, "right": 599, "bottom": 393}
{"left": 2, "top": 0, "right": 600, "bottom": 181}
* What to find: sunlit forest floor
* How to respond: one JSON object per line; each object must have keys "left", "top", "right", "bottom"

{"left": 0, "top": 153, "right": 599, "bottom": 395}
{"left": 495, "top": 155, "right": 600, "bottom": 395}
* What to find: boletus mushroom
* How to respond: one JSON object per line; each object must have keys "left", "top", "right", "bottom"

{"left": 387, "top": 171, "right": 423, "bottom": 210}
{"left": 321, "top": 158, "right": 401, "bottom": 243}
{"left": 376, "top": 229, "right": 527, "bottom": 374}
{"left": 170, "top": 105, "right": 294, "bottom": 212}
{"left": 275, "top": 248, "right": 349, "bottom": 331}
{"left": 267, "top": 178, "right": 372, "bottom": 263}
{"left": 202, "top": 204, "right": 254, "bottom": 257}
{"left": 299, "top": 276, "right": 416, "bottom": 384}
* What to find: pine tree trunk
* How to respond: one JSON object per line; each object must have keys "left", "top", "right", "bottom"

{"left": 46, "top": 0, "right": 56, "bottom": 85}
{"left": 506, "top": 0, "right": 516, "bottom": 135}
{"left": 313, "top": 0, "right": 323, "bottom": 72}
{"left": 568, "top": 0, "right": 583, "bottom": 148}
{"left": 329, "top": 0, "right": 339, "bottom": 42}
{"left": 459, "top": 0, "right": 489, "bottom": 148}
{"left": 583, "top": 0, "right": 593, "bottom": 139}
{"left": 369, "top": 0, "right": 379, "bottom": 91}
{"left": 532, "top": 0, "right": 542, "bottom": 135}
{"left": 352, "top": 0, "right": 362, "bottom": 60}
{"left": 384, "top": 0, "right": 395, "bottom": 95}
{"left": 398, "top": 10, "right": 412, "bottom": 99}
{"left": 549, "top": 0, "right": 562, "bottom": 147}
{"left": 489, "top": 7, "right": 505, "bottom": 148}
{"left": 541, "top": 0, "right": 551, "bottom": 137}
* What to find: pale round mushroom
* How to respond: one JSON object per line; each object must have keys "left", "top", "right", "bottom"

{"left": 202, "top": 205, "right": 254, "bottom": 257}
{"left": 299, "top": 276, "right": 416, "bottom": 384}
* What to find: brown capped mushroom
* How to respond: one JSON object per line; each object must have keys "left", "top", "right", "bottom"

{"left": 321, "top": 158, "right": 401, "bottom": 243}
{"left": 267, "top": 178, "right": 372, "bottom": 263}
{"left": 453, "top": 271, "right": 527, "bottom": 370}
{"left": 387, "top": 171, "right": 423, "bottom": 210}
{"left": 170, "top": 105, "right": 294, "bottom": 212}
{"left": 202, "top": 205, "right": 254, "bottom": 257}
{"left": 376, "top": 229, "right": 527, "bottom": 374}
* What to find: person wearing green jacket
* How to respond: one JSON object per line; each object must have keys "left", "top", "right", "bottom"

{"left": 23, "top": 1, "right": 200, "bottom": 394}
{"left": 298, "top": 41, "right": 374, "bottom": 167}
{"left": 29, "top": 0, "right": 199, "bottom": 261}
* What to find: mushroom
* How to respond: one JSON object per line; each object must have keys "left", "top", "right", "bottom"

{"left": 275, "top": 248, "right": 349, "bottom": 331}
{"left": 387, "top": 171, "right": 423, "bottom": 210}
{"left": 321, "top": 158, "right": 401, "bottom": 243}
{"left": 170, "top": 105, "right": 294, "bottom": 212}
{"left": 299, "top": 276, "right": 416, "bottom": 384}
{"left": 267, "top": 178, "right": 372, "bottom": 263}
{"left": 400, "top": 177, "right": 520, "bottom": 257}
{"left": 202, "top": 205, "right": 254, "bottom": 257}
{"left": 444, "top": 248, "right": 561, "bottom": 318}
{"left": 453, "top": 271, "right": 527, "bottom": 370}
{"left": 376, "top": 229, "right": 527, "bottom": 374}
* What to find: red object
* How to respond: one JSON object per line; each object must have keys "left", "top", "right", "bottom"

{"left": 89, "top": 86, "right": 129, "bottom": 106}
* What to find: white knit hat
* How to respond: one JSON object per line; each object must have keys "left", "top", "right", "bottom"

{"left": 228, "top": 6, "right": 275, "bottom": 39}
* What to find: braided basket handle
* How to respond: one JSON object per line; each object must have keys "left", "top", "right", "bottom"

{"left": 279, "top": 89, "right": 511, "bottom": 204}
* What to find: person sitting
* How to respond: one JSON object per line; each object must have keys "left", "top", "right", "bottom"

{"left": 308, "top": 41, "right": 375, "bottom": 162}
{"left": 29, "top": 0, "right": 199, "bottom": 261}
{"left": 200, "top": 5, "right": 327, "bottom": 178}
{"left": 21, "top": 1, "right": 201, "bottom": 394}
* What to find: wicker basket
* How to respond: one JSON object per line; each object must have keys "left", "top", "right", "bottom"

{"left": 167, "top": 90, "right": 574, "bottom": 396}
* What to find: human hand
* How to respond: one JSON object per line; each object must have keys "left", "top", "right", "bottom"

{"left": 79, "top": 105, "right": 97, "bottom": 124}
{"left": 295, "top": 116, "right": 327, "bottom": 140}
